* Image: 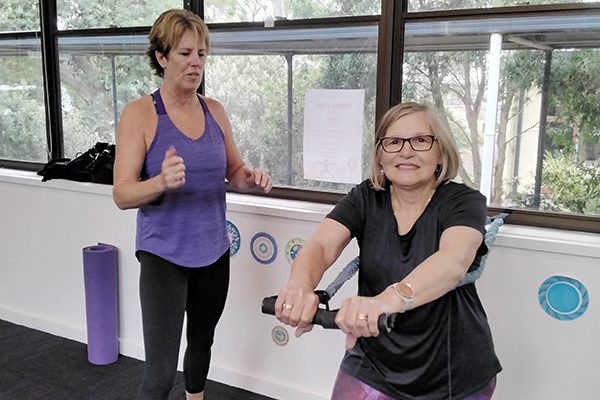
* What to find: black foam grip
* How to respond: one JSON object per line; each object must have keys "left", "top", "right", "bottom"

{"left": 312, "top": 309, "right": 338, "bottom": 329}
{"left": 261, "top": 296, "right": 277, "bottom": 315}
{"left": 261, "top": 295, "right": 394, "bottom": 332}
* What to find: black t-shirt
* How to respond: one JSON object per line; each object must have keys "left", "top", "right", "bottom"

{"left": 327, "top": 180, "right": 502, "bottom": 400}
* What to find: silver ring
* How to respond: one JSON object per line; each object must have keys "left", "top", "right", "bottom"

{"left": 282, "top": 303, "right": 293, "bottom": 311}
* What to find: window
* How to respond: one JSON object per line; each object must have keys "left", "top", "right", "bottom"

{"left": 1, "top": 1, "right": 599, "bottom": 232}
{"left": 204, "top": 0, "right": 380, "bottom": 23}
{"left": 206, "top": 24, "right": 378, "bottom": 193}
{"left": 58, "top": 35, "right": 161, "bottom": 157}
{"left": 56, "top": 0, "right": 183, "bottom": 30}
{"left": 0, "top": 38, "right": 46, "bottom": 163}
{"left": 401, "top": 11, "right": 600, "bottom": 218}
{"left": 407, "top": 0, "right": 594, "bottom": 12}
{"left": 0, "top": 0, "right": 45, "bottom": 163}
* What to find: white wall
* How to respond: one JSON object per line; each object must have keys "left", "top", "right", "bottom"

{"left": 1, "top": 169, "right": 599, "bottom": 400}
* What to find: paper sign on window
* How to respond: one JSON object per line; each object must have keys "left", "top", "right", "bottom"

{"left": 303, "top": 89, "right": 365, "bottom": 184}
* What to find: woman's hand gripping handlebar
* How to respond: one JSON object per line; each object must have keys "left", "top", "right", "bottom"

{"left": 261, "top": 292, "right": 398, "bottom": 333}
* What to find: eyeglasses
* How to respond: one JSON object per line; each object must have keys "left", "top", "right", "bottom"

{"left": 378, "top": 135, "right": 437, "bottom": 153}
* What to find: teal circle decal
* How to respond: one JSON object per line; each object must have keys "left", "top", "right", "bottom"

{"left": 538, "top": 275, "right": 589, "bottom": 321}
{"left": 226, "top": 220, "right": 241, "bottom": 257}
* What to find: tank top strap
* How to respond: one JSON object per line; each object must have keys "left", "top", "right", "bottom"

{"left": 150, "top": 89, "right": 167, "bottom": 116}
{"left": 197, "top": 94, "right": 209, "bottom": 113}
{"left": 196, "top": 94, "right": 222, "bottom": 130}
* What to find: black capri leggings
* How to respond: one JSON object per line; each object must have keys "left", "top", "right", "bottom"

{"left": 137, "top": 250, "right": 230, "bottom": 400}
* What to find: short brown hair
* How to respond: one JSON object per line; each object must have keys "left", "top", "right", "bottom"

{"left": 147, "top": 9, "right": 210, "bottom": 78}
{"left": 369, "top": 102, "right": 461, "bottom": 190}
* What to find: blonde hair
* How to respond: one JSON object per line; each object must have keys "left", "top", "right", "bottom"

{"left": 369, "top": 102, "right": 461, "bottom": 190}
{"left": 147, "top": 9, "right": 210, "bottom": 78}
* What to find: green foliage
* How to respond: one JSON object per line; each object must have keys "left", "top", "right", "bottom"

{"left": 206, "top": 55, "right": 289, "bottom": 182}
{"left": 409, "top": 0, "right": 482, "bottom": 11}
{"left": 0, "top": 55, "right": 46, "bottom": 162}
{"left": 283, "top": 0, "right": 379, "bottom": 18}
{"left": 60, "top": 53, "right": 161, "bottom": 157}
{"left": 548, "top": 49, "right": 600, "bottom": 147}
{"left": 0, "top": 90, "right": 46, "bottom": 161}
{"left": 502, "top": 51, "right": 544, "bottom": 92}
{"left": 205, "top": 0, "right": 379, "bottom": 22}
{"left": 546, "top": 124, "right": 574, "bottom": 153}
{"left": 0, "top": 1, "right": 39, "bottom": 32}
{"left": 542, "top": 152, "right": 600, "bottom": 214}
{"left": 55, "top": 0, "right": 181, "bottom": 29}
{"left": 513, "top": 152, "right": 600, "bottom": 214}
{"left": 206, "top": 0, "right": 291, "bottom": 22}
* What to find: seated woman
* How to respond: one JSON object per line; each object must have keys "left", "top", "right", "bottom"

{"left": 275, "top": 102, "right": 501, "bottom": 400}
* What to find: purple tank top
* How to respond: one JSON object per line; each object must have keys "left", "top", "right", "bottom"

{"left": 136, "top": 89, "right": 229, "bottom": 267}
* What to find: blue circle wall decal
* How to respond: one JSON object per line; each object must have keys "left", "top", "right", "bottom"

{"left": 226, "top": 220, "right": 241, "bottom": 257}
{"left": 250, "top": 232, "right": 278, "bottom": 265}
{"left": 538, "top": 275, "right": 589, "bottom": 321}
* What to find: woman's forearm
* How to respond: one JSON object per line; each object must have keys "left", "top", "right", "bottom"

{"left": 113, "top": 175, "right": 166, "bottom": 210}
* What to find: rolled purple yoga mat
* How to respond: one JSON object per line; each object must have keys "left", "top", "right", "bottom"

{"left": 82, "top": 243, "right": 119, "bottom": 365}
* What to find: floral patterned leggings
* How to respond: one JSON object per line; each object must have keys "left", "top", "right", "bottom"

{"left": 330, "top": 370, "right": 496, "bottom": 400}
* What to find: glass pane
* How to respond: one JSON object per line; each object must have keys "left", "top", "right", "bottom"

{"left": 56, "top": 0, "right": 182, "bottom": 30}
{"left": 408, "top": 0, "right": 592, "bottom": 12}
{"left": 402, "top": 13, "right": 600, "bottom": 216}
{"left": 204, "top": 0, "right": 380, "bottom": 23}
{"left": 206, "top": 25, "right": 378, "bottom": 192}
{"left": 58, "top": 35, "right": 162, "bottom": 157}
{"left": 0, "top": 38, "right": 46, "bottom": 162}
{"left": 0, "top": 1, "right": 40, "bottom": 32}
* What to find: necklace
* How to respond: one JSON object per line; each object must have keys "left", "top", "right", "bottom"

{"left": 390, "top": 186, "right": 435, "bottom": 217}
{"left": 391, "top": 186, "right": 435, "bottom": 235}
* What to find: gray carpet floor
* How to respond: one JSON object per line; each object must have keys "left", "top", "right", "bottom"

{"left": 0, "top": 319, "right": 276, "bottom": 400}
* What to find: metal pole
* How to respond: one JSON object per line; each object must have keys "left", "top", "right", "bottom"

{"left": 533, "top": 50, "right": 553, "bottom": 208}
{"left": 286, "top": 53, "right": 293, "bottom": 185}
{"left": 111, "top": 56, "right": 118, "bottom": 137}
{"left": 512, "top": 90, "right": 525, "bottom": 194}
{"left": 480, "top": 33, "right": 503, "bottom": 204}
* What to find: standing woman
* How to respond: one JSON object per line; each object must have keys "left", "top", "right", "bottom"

{"left": 113, "top": 9, "right": 272, "bottom": 400}
{"left": 275, "top": 102, "right": 501, "bottom": 399}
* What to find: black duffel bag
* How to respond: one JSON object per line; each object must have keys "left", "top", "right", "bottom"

{"left": 38, "top": 142, "right": 115, "bottom": 185}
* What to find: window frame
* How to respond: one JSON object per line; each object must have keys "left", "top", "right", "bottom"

{"left": 0, "top": 0, "right": 598, "bottom": 233}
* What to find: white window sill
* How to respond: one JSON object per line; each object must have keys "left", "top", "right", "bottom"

{"left": 0, "top": 168, "right": 332, "bottom": 222}
{"left": 1, "top": 168, "right": 598, "bottom": 258}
